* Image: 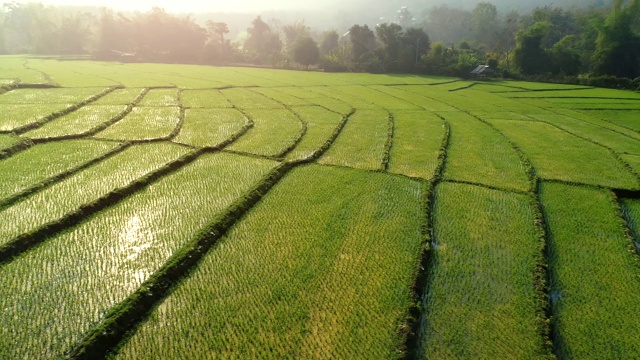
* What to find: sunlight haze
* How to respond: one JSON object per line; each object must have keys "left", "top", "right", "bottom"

{"left": 10, "top": 0, "right": 324, "bottom": 13}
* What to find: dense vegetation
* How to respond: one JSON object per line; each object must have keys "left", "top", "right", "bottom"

{"left": 1, "top": 1, "right": 638, "bottom": 86}
{"left": 0, "top": 57, "right": 639, "bottom": 358}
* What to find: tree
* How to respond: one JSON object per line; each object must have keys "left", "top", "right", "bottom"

{"left": 548, "top": 35, "right": 582, "bottom": 75}
{"left": 375, "top": 23, "right": 403, "bottom": 70}
{"left": 472, "top": 2, "right": 499, "bottom": 49}
{"left": 396, "top": 6, "right": 414, "bottom": 29}
{"left": 514, "top": 21, "right": 552, "bottom": 75}
{"left": 206, "top": 21, "right": 229, "bottom": 44}
{"left": 244, "top": 16, "right": 283, "bottom": 65}
{"left": 593, "top": 0, "right": 640, "bottom": 78}
{"left": 349, "top": 24, "right": 376, "bottom": 63}
{"left": 59, "top": 12, "right": 93, "bottom": 54}
{"left": 402, "top": 27, "right": 430, "bottom": 69}
{"left": 293, "top": 35, "right": 319, "bottom": 69}
{"left": 319, "top": 30, "right": 339, "bottom": 56}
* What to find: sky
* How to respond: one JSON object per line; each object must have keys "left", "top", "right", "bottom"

{"left": 10, "top": 0, "right": 326, "bottom": 13}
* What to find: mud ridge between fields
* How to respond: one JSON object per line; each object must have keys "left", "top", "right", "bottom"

{"left": 65, "top": 109, "right": 355, "bottom": 359}
{"left": 401, "top": 118, "right": 450, "bottom": 359}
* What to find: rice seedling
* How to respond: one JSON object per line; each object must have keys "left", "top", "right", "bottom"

{"left": 0, "top": 140, "right": 120, "bottom": 200}
{"left": 284, "top": 106, "right": 345, "bottom": 161}
{"left": 307, "top": 86, "right": 383, "bottom": 109}
{"left": 621, "top": 199, "right": 640, "bottom": 244}
{"left": 222, "top": 88, "right": 284, "bottom": 109}
{"left": 490, "top": 119, "right": 639, "bottom": 189}
{"left": 24, "top": 58, "right": 120, "bottom": 87}
{"left": 527, "top": 113, "right": 640, "bottom": 154}
{"left": 0, "top": 134, "right": 22, "bottom": 151}
{"left": 137, "top": 88, "right": 180, "bottom": 107}
{"left": 0, "top": 142, "right": 189, "bottom": 246}
{"left": 23, "top": 105, "right": 127, "bottom": 139}
{"left": 319, "top": 109, "right": 390, "bottom": 170}
{"left": 578, "top": 109, "right": 640, "bottom": 133}
{"left": 0, "top": 153, "right": 278, "bottom": 359}
{"left": 387, "top": 110, "right": 446, "bottom": 180}
{"left": 180, "top": 89, "right": 232, "bottom": 108}
{"left": 251, "top": 87, "right": 311, "bottom": 106}
{"left": 0, "top": 104, "right": 73, "bottom": 131}
{"left": 91, "top": 88, "right": 147, "bottom": 105}
{"left": 95, "top": 107, "right": 181, "bottom": 141}
{"left": 173, "top": 108, "right": 247, "bottom": 148}
{"left": 621, "top": 154, "right": 640, "bottom": 173}
{"left": 226, "top": 108, "right": 302, "bottom": 157}
{"left": 335, "top": 85, "right": 422, "bottom": 110}
{"left": 439, "top": 111, "right": 530, "bottom": 192}
{"left": 504, "top": 88, "right": 640, "bottom": 99}
{"left": 421, "top": 182, "right": 548, "bottom": 359}
{"left": 116, "top": 165, "right": 423, "bottom": 359}
{"left": 0, "top": 87, "right": 106, "bottom": 104}
{"left": 541, "top": 182, "right": 640, "bottom": 359}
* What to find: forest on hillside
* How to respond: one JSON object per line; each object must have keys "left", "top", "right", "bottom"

{"left": 1, "top": 0, "right": 639, "bottom": 87}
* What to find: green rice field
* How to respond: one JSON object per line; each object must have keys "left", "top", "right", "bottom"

{"left": 1, "top": 56, "right": 639, "bottom": 359}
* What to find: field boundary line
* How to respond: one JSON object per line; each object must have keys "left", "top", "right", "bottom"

{"left": 468, "top": 110, "right": 556, "bottom": 358}
{"left": 382, "top": 110, "right": 395, "bottom": 171}
{"left": 245, "top": 88, "right": 308, "bottom": 160}
{"left": 0, "top": 142, "right": 132, "bottom": 211}
{"left": 66, "top": 106, "right": 356, "bottom": 359}
{"left": 0, "top": 138, "right": 34, "bottom": 160}
{"left": 516, "top": 112, "right": 640, "bottom": 188}
{"left": 403, "top": 117, "right": 451, "bottom": 359}
{"left": 0, "top": 107, "right": 257, "bottom": 264}
{"left": 611, "top": 193, "right": 640, "bottom": 265}
{"left": 516, "top": 99, "right": 640, "bottom": 143}
{"left": 0, "top": 148, "right": 204, "bottom": 265}
{"left": 28, "top": 88, "right": 150, "bottom": 143}
{"left": 442, "top": 179, "right": 529, "bottom": 195}
{"left": 11, "top": 86, "right": 122, "bottom": 135}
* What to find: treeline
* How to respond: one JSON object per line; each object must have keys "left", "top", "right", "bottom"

{"left": 1, "top": 1, "right": 639, "bottom": 86}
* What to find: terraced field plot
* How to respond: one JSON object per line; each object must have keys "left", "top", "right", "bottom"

{"left": 1, "top": 57, "right": 640, "bottom": 359}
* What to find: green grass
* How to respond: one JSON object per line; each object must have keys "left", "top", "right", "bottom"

{"left": 173, "top": 108, "right": 247, "bottom": 148}
{"left": 222, "top": 88, "right": 284, "bottom": 109}
{"left": 541, "top": 182, "right": 640, "bottom": 359}
{"left": 422, "top": 182, "right": 547, "bottom": 359}
{"left": 369, "top": 85, "right": 458, "bottom": 112}
{"left": 95, "top": 107, "right": 180, "bottom": 141}
{"left": 319, "top": 109, "right": 390, "bottom": 170}
{"left": 181, "top": 89, "right": 232, "bottom": 108}
{"left": 621, "top": 154, "right": 640, "bottom": 174}
{"left": 0, "top": 153, "right": 278, "bottom": 359}
{"left": 388, "top": 111, "right": 446, "bottom": 180}
{"left": 622, "top": 199, "right": 640, "bottom": 248}
{"left": 116, "top": 165, "right": 424, "bottom": 359}
{"left": 579, "top": 109, "right": 640, "bottom": 133}
{"left": 503, "top": 88, "right": 640, "bottom": 99}
{"left": 137, "top": 88, "right": 180, "bottom": 107}
{"left": 226, "top": 108, "right": 302, "bottom": 157}
{"left": 285, "top": 106, "right": 345, "bottom": 161}
{"left": 25, "top": 58, "right": 120, "bottom": 87}
{"left": 251, "top": 87, "right": 312, "bottom": 106}
{"left": 490, "top": 119, "right": 639, "bottom": 189}
{"left": 333, "top": 85, "right": 422, "bottom": 110}
{"left": 528, "top": 113, "right": 640, "bottom": 155}
{"left": 92, "top": 88, "right": 146, "bottom": 105}
{"left": 0, "top": 143, "right": 189, "bottom": 245}
{"left": 0, "top": 134, "right": 21, "bottom": 151}
{"left": 0, "top": 103, "right": 73, "bottom": 131}
{"left": 0, "top": 88, "right": 106, "bottom": 104}
{"left": 23, "top": 105, "right": 127, "bottom": 138}
{"left": 273, "top": 87, "right": 354, "bottom": 114}
{"left": 308, "top": 86, "right": 383, "bottom": 109}
{"left": 440, "top": 112, "right": 530, "bottom": 192}
{"left": 0, "top": 140, "right": 120, "bottom": 200}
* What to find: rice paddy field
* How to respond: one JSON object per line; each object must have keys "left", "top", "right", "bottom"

{"left": 1, "top": 56, "right": 639, "bottom": 359}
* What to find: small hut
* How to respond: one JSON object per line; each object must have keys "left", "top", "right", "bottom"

{"left": 470, "top": 65, "right": 493, "bottom": 77}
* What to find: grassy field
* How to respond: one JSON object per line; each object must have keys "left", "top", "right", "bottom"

{"left": 1, "top": 56, "right": 639, "bottom": 359}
